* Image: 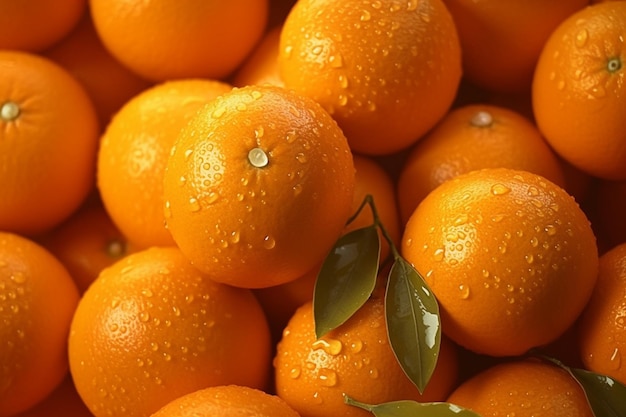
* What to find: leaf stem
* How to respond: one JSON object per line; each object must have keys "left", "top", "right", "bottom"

{"left": 356, "top": 194, "right": 402, "bottom": 260}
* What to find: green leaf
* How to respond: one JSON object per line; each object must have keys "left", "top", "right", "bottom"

{"left": 344, "top": 396, "right": 481, "bottom": 417}
{"left": 568, "top": 367, "right": 626, "bottom": 416}
{"left": 385, "top": 257, "right": 441, "bottom": 393}
{"left": 313, "top": 226, "right": 380, "bottom": 339}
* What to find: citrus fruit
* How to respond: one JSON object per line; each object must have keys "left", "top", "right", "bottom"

{"left": 40, "top": 201, "right": 135, "bottom": 294}
{"left": 162, "top": 84, "right": 355, "bottom": 289}
{"left": 533, "top": 1, "right": 626, "bottom": 180}
{"left": 578, "top": 241, "right": 626, "bottom": 385}
{"left": 150, "top": 385, "right": 301, "bottom": 417}
{"left": 278, "top": 0, "right": 462, "bottom": 155}
{"left": 443, "top": 0, "right": 589, "bottom": 93}
{"left": 0, "top": 0, "right": 86, "bottom": 52}
{"left": 97, "top": 78, "right": 233, "bottom": 249}
{"left": 68, "top": 246, "right": 272, "bottom": 417}
{"left": 396, "top": 104, "right": 566, "bottom": 225}
{"left": 232, "top": 25, "right": 284, "bottom": 88}
{"left": 89, "top": 0, "right": 269, "bottom": 81}
{"left": 43, "top": 11, "right": 153, "bottom": 127}
{"left": 274, "top": 297, "right": 459, "bottom": 417}
{"left": 402, "top": 168, "right": 599, "bottom": 357}
{"left": 0, "top": 232, "right": 80, "bottom": 416}
{"left": 0, "top": 50, "right": 100, "bottom": 235}
{"left": 12, "top": 375, "right": 93, "bottom": 417}
{"left": 447, "top": 358, "right": 594, "bottom": 417}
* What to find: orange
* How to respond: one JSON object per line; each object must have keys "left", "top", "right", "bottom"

{"left": 396, "top": 104, "right": 567, "bottom": 225}
{"left": 278, "top": 0, "right": 462, "bottom": 155}
{"left": 578, "top": 242, "right": 626, "bottom": 385}
{"left": 402, "top": 168, "right": 599, "bottom": 357}
{"left": 273, "top": 297, "right": 459, "bottom": 417}
{"left": 447, "top": 358, "right": 594, "bottom": 417}
{"left": 43, "top": 11, "right": 153, "bottom": 128}
{"left": 0, "top": 50, "right": 100, "bottom": 236}
{"left": 68, "top": 246, "right": 272, "bottom": 417}
{"left": 0, "top": 0, "right": 86, "bottom": 52}
{"left": 443, "top": 0, "right": 589, "bottom": 93}
{"left": 0, "top": 232, "right": 80, "bottom": 416}
{"left": 97, "top": 78, "right": 233, "bottom": 249}
{"left": 232, "top": 25, "right": 284, "bottom": 88}
{"left": 150, "top": 385, "right": 301, "bottom": 417}
{"left": 89, "top": 0, "right": 269, "bottom": 82}
{"left": 533, "top": 1, "right": 626, "bottom": 180}
{"left": 13, "top": 375, "right": 93, "bottom": 417}
{"left": 40, "top": 200, "right": 136, "bottom": 294}
{"left": 162, "top": 84, "right": 355, "bottom": 289}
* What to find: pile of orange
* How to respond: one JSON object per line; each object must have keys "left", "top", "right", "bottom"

{"left": 2, "top": 0, "right": 626, "bottom": 416}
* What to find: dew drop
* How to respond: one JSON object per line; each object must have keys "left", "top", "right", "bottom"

{"left": 491, "top": 183, "right": 511, "bottom": 196}
{"left": 290, "top": 366, "right": 301, "bottom": 379}
{"left": 11, "top": 272, "right": 26, "bottom": 284}
{"left": 609, "top": 347, "right": 622, "bottom": 370}
{"left": 433, "top": 248, "right": 445, "bottom": 262}
{"left": 189, "top": 198, "right": 200, "bottom": 212}
{"left": 407, "top": 0, "right": 418, "bottom": 11}
{"left": 212, "top": 107, "right": 226, "bottom": 119}
{"left": 575, "top": 29, "right": 589, "bottom": 47}
{"left": 139, "top": 311, "right": 150, "bottom": 322}
{"left": 295, "top": 152, "right": 307, "bottom": 163}
{"left": 163, "top": 201, "right": 172, "bottom": 219}
{"left": 350, "top": 339, "right": 363, "bottom": 353}
{"left": 329, "top": 54, "right": 343, "bottom": 68}
{"left": 545, "top": 225, "right": 557, "bottom": 236}
{"left": 458, "top": 284, "right": 470, "bottom": 299}
{"left": 312, "top": 338, "right": 343, "bottom": 355}
{"left": 318, "top": 368, "right": 338, "bottom": 386}
{"left": 263, "top": 235, "right": 276, "bottom": 249}
{"left": 369, "top": 367, "right": 380, "bottom": 379}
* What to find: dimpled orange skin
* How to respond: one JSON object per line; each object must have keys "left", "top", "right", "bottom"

{"left": 402, "top": 168, "right": 599, "bottom": 357}
{"left": 150, "top": 385, "right": 301, "bottom": 417}
{"left": 578, "top": 242, "right": 626, "bottom": 385}
{"left": 273, "top": 298, "right": 460, "bottom": 417}
{"left": 0, "top": 232, "right": 80, "bottom": 416}
{"left": 532, "top": 1, "right": 626, "bottom": 180}
{"left": 447, "top": 359, "right": 595, "bottom": 417}
{"left": 68, "top": 246, "right": 272, "bottom": 417}
{"left": 163, "top": 85, "right": 355, "bottom": 289}
{"left": 278, "top": 0, "right": 462, "bottom": 155}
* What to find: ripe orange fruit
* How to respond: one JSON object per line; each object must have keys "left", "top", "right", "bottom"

{"left": 97, "top": 78, "right": 233, "bottom": 249}
{"left": 68, "top": 246, "right": 272, "bottom": 417}
{"left": 40, "top": 201, "right": 135, "bottom": 294}
{"left": 0, "top": 0, "right": 86, "bottom": 52}
{"left": 89, "top": 0, "right": 269, "bottom": 81}
{"left": 163, "top": 84, "right": 355, "bottom": 289}
{"left": 443, "top": 0, "right": 589, "bottom": 93}
{"left": 0, "top": 232, "right": 80, "bottom": 416}
{"left": 396, "top": 104, "right": 566, "bottom": 225}
{"left": 12, "top": 375, "right": 93, "bottom": 417}
{"left": 278, "top": 0, "right": 462, "bottom": 155}
{"left": 447, "top": 358, "right": 594, "bottom": 417}
{"left": 273, "top": 297, "right": 459, "bottom": 417}
{"left": 0, "top": 50, "right": 100, "bottom": 236}
{"left": 43, "top": 11, "right": 153, "bottom": 128}
{"left": 402, "top": 168, "right": 599, "bottom": 357}
{"left": 150, "top": 385, "right": 301, "bottom": 417}
{"left": 533, "top": 1, "right": 626, "bottom": 180}
{"left": 232, "top": 25, "right": 284, "bottom": 88}
{"left": 578, "top": 242, "right": 626, "bottom": 385}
